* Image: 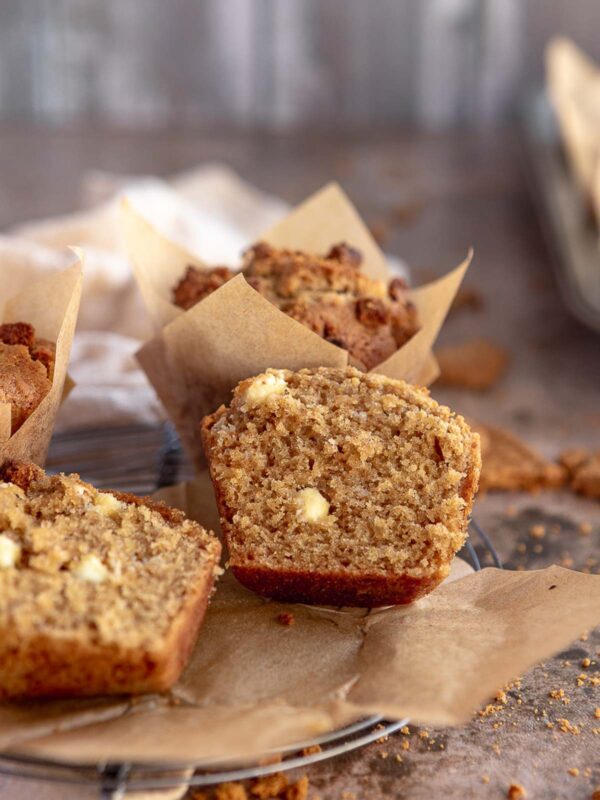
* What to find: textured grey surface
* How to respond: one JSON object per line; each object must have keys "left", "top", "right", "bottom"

{"left": 0, "top": 128, "right": 598, "bottom": 798}
{"left": 1, "top": 1, "right": 600, "bottom": 131}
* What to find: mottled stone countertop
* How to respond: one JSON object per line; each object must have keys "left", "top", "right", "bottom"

{"left": 0, "top": 127, "right": 598, "bottom": 799}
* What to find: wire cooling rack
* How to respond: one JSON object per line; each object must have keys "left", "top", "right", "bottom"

{"left": 0, "top": 423, "right": 501, "bottom": 798}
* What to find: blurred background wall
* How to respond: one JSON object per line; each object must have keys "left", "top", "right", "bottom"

{"left": 1, "top": 0, "right": 600, "bottom": 131}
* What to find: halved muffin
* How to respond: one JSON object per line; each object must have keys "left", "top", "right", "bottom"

{"left": 202, "top": 367, "right": 480, "bottom": 607}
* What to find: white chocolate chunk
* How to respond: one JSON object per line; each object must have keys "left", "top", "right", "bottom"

{"left": 93, "top": 493, "right": 126, "bottom": 515}
{"left": 296, "top": 488, "right": 330, "bottom": 522}
{"left": 0, "top": 534, "right": 21, "bottom": 568}
{"left": 73, "top": 554, "right": 109, "bottom": 583}
{"left": 244, "top": 372, "right": 287, "bottom": 405}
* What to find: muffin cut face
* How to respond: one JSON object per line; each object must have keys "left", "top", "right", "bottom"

{"left": 202, "top": 367, "right": 480, "bottom": 607}
{"left": 0, "top": 461, "right": 221, "bottom": 698}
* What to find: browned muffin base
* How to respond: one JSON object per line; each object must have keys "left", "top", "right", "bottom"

{"left": 0, "top": 345, "right": 51, "bottom": 433}
{"left": 232, "top": 565, "right": 446, "bottom": 607}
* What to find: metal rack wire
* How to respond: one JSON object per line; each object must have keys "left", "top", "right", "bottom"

{"left": 0, "top": 423, "right": 501, "bottom": 797}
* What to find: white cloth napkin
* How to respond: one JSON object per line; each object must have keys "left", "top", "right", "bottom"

{"left": 4, "top": 165, "right": 289, "bottom": 430}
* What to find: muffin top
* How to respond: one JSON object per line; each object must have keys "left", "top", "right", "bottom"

{"left": 172, "top": 242, "right": 419, "bottom": 370}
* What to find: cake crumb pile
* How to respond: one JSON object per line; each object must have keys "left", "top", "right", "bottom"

{"left": 188, "top": 773, "right": 309, "bottom": 800}
{"left": 203, "top": 366, "right": 480, "bottom": 606}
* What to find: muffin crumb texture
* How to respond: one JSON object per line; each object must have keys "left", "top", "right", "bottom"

{"left": 0, "top": 461, "right": 221, "bottom": 698}
{"left": 202, "top": 367, "right": 480, "bottom": 606}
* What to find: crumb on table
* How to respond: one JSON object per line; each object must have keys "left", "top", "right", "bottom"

{"left": 215, "top": 783, "right": 248, "bottom": 800}
{"left": 302, "top": 744, "right": 322, "bottom": 756}
{"left": 276, "top": 611, "right": 295, "bottom": 626}
{"left": 250, "top": 772, "right": 288, "bottom": 798}
{"left": 507, "top": 783, "right": 527, "bottom": 799}
{"left": 435, "top": 337, "right": 509, "bottom": 391}
{"left": 283, "top": 776, "right": 309, "bottom": 800}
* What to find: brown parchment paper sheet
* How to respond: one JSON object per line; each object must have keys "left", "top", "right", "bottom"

{"left": 0, "top": 259, "right": 82, "bottom": 465}
{"left": 124, "top": 183, "right": 469, "bottom": 466}
{"left": 2, "top": 476, "right": 600, "bottom": 766}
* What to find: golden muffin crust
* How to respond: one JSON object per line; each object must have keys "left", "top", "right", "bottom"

{"left": 173, "top": 265, "right": 235, "bottom": 310}
{"left": 172, "top": 243, "right": 419, "bottom": 370}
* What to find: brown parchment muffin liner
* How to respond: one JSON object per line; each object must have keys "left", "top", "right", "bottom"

{"left": 122, "top": 183, "right": 471, "bottom": 467}
{"left": 0, "top": 473, "right": 599, "bottom": 766}
{"left": 0, "top": 259, "right": 82, "bottom": 465}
